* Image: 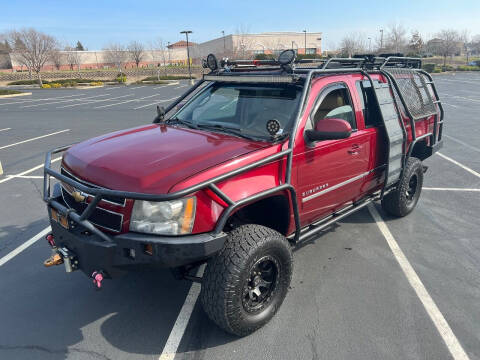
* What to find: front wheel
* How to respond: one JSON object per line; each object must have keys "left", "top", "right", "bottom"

{"left": 381, "top": 157, "right": 424, "bottom": 217}
{"left": 200, "top": 224, "right": 293, "bottom": 336}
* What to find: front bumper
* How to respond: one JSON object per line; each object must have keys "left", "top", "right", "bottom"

{"left": 48, "top": 211, "right": 226, "bottom": 278}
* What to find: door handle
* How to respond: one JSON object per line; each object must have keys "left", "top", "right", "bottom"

{"left": 348, "top": 144, "right": 360, "bottom": 155}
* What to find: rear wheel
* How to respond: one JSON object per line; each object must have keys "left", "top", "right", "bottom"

{"left": 200, "top": 224, "right": 293, "bottom": 336}
{"left": 381, "top": 157, "right": 423, "bottom": 217}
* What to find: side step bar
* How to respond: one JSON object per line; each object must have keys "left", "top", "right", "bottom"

{"left": 290, "top": 194, "right": 380, "bottom": 243}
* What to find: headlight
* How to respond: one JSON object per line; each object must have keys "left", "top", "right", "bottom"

{"left": 129, "top": 197, "right": 196, "bottom": 235}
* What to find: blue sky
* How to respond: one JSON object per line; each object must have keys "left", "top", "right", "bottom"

{"left": 1, "top": 0, "right": 479, "bottom": 50}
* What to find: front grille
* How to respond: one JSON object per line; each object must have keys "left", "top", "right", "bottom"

{"left": 61, "top": 187, "right": 124, "bottom": 232}
{"left": 61, "top": 167, "right": 125, "bottom": 206}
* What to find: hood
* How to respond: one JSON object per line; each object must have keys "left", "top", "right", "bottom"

{"left": 62, "top": 124, "right": 270, "bottom": 194}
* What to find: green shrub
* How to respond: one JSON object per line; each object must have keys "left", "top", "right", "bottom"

{"left": 422, "top": 63, "right": 435, "bottom": 73}
{"left": 432, "top": 68, "right": 442, "bottom": 73}
{"left": 90, "top": 81, "right": 104, "bottom": 86}
{"left": 51, "top": 83, "right": 62, "bottom": 88}
{"left": 116, "top": 73, "right": 127, "bottom": 83}
{"left": 296, "top": 53, "right": 323, "bottom": 60}
{"left": 441, "top": 64, "right": 455, "bottom": 71}
{"left": 254, "top": 53, "right": 275, "bottom": 60}
{"left": 7, "top": 79, "right": 51, "bottom": 85}
{"left": 0, "top": 89, "right": 22, "bottom": 95}
{"left": 41, "top": 84, "right": 51, "bottom": 89}
{"left": 456, "top": 65, "right": 480, "bottom": 71}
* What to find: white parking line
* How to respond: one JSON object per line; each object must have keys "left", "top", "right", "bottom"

{"left": 444, "top": 135, "right": 480, "bottom": 153}
{"left": 0, "top": 157, "right": 61, "bottom": 184}
{"left": 133, "top": 97, "right": 178, "bottom": 110}
{"left": 442, "top": 102, "right": 459, "bottom": 108}
{"left": 56, "top": 94, "right": 132, "bottom": 109}
{"left": 0, "top": 128, "right": 11, "bottom": 132}
{"left": 368, "top": 204, "right": 470, "bottom": 360}
{"left": 437, "top": 152, "right": 480, "bottom": 179}
{"left": 436, "top": 78, "right": 480, "bottom": 86}
{"left": 154, "top": 81, "right": 179, "bottom": 89}
{"left": 22, "top": 93, "right": 111, "bottom": 108}
{"left": 158, "top": 268, "right": 202, "bottom": 360}
{"left": 174, "top": 85, "right": 188, "bottom": 90}
{"left": 0, "top": 94, "right": 82, "bottom": 106}
{"left": 0, "top": 130, "right": 70, "bottom": 150}
{"left": 94, "top": 93, "right": 163, "bottom": 109}
{"left": 129, "top": 85, "right": 146, "bottom": 90}
{"left": 0, "top": 226, "right": 51, "bottom": 267}
{"left": 423, "top": 187, "right": 480, "bottom": 192}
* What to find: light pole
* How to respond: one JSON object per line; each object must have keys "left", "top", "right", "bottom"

{"left": 368, "top": 37, "right": 372, "bottom": 52}
{"left": 380, "top": 29, "right": 384, "bottom": 51}
{"left": 180, "top": 30, "right": 193, "bottom": 83}
{"left": 221, "top": 30, "right": 226, "bottom": 54}
{"left": 303, "top": 29, "right": 307, "bottom": 55}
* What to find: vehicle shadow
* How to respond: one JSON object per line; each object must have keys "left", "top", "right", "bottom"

{"left": 0, "top": 220, "right": 203, "bottom": 360}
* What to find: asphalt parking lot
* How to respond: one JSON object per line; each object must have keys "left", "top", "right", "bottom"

{"left": 0, "top": 74, "right": 479, "bottom": 360}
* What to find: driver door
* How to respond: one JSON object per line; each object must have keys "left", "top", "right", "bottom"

{"left": 296, "top": 81, "right": 371, "bottom": 225}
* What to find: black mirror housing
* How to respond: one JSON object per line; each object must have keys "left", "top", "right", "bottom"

{"left": 153, "top": 105, "right": 166, "bottom": 123}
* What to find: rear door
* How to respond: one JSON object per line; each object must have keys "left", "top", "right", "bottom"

{"left": 295, "top": 79, "right": 371, "bottom": 226}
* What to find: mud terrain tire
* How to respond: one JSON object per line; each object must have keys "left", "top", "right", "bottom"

{"left": 381, "top": 157, "right": 423, "bottom": 217}
{"left": 200, "top": 224, "right": 293, "bottom": 336}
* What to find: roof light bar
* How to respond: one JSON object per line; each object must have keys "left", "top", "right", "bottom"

{"left": 203, "top": 74, "right": 297, "bottom": 83}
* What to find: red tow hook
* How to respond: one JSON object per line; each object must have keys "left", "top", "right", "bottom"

{"left": 91, "top": 271, "right": 105, "bottom": 290}
{"left": 46, "top": 233, "right": 56, "bottom": 247}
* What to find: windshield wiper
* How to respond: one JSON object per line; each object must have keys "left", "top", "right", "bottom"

{"left": 166, "top": 117, "right": 198, "bottom": 129}
{"left": 196, "top": 123, "right": 255, "bottom": 140}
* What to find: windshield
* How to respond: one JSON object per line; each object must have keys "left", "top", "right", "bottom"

{"left": 172, "top": 82, "right": 303, "bottom": 141}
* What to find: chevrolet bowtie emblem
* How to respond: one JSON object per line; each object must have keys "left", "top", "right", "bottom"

{"left": 72, "top": 191, "right": 86, "bottom": 203}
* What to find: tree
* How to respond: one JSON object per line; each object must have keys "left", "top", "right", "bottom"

{"left": 468, "top": 34, "right": 480, "bottom": 56}
{"left": 51, "top": 49, "right": 63, "bottom": 70}
{"left": 233, "top": 25, "right": 254, "bottom": 59}
{"left": 127, "top": 41, "right": 145, "bottom": 68}
{"left": 65, "top": 46, "right": 82, "bottom": 70}
{"left": 7, "top": 28, "right": 58, "bottom": 86}
{"left": 339, "top": 33, "right": 366, "bottom": 57}
{"left": 103, "top": 43, "right": 127, "bottom": 72}
{"left": 434, "top": 29, "right": 461, "bottom": 68}
{"left": 75, "top": 41, "right": 85, "bottom": 51}
{"left": 149, "top": 39, "right": 168, "bottom": 77}
{"left": 408, "top": 30, "right": 424, "bottom": 55}
{"left": 385, "top": 23, "right": 407, "bottom": 53}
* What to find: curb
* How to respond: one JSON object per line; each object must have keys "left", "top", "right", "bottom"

{"left": 73, "top": 85, "right": 104, "bottom": 90}
{"left": 0, "top": 92, "right": 32, "bottom": 98}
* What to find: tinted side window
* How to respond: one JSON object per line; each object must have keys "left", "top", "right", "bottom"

{"left": 355, "top": 81, "right": 382, "bottom": 127}
{"left": 312, "top": 86, "right": 356, "bottom": 130}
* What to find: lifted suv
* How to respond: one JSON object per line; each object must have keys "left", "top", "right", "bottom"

{"left": 43, "top": 51, "right": 444, "bottom": 336}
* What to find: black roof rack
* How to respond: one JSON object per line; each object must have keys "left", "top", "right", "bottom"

{"left": 200, "top": 52, "right": 422, "bottom": 84}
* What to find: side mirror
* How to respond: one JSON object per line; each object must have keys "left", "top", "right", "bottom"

{"left": 153, "top": 105, "right": 166, "bottom": 123}
{"left": 305, "top": 118, "right": 352, "bottom": 142}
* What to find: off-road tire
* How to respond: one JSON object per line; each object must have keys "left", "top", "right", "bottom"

{"left": 381, "top": 157, "right": 423, "bottom": 217}
{"left": 200, "top": 224, "right": 293, "bottom": 336}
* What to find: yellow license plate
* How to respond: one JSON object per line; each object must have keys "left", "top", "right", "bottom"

{"left": 51, "top": 208, "right": 69, "bottom": 229}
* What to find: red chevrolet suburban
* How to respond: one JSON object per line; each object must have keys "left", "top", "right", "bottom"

{"left": 43, "top": 51, "right": 443, "bottom": 336}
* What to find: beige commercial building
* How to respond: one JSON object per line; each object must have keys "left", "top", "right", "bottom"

{"left": 195, "top": 32, "right": 322, "bottom": 59}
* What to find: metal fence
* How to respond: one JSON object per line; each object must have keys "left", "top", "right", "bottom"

{"left": 0, "top": 66, "right": 208, "bottom": 82}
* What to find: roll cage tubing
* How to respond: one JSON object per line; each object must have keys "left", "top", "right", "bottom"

{"left": 44, "top": 59, "right": 442, "bottom": 243}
